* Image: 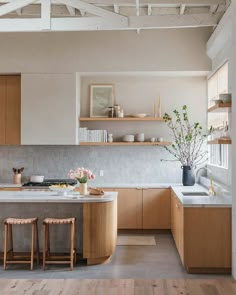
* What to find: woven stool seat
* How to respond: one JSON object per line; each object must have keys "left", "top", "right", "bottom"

{"left": 4, "top": 217, "right": 38, "bottom": 225}
{"left": 43, "top": 217, "right": 76, "bottom": 225}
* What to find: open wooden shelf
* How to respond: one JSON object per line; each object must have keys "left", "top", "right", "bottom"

{"left": 80, "top": 141, "right": 172, "bottom": 146}
{"left": 207, "top": 139, "right": 232, "bottom": 145}
{"left": 207, "top": 103, "right": 232, "bottom": 113}
{"left": 80, "top": 117, "right": 165, "bottom": 122}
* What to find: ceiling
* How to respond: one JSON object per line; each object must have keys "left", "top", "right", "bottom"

{"left": 0, "top": 0, "right": 230, "bottom": 32}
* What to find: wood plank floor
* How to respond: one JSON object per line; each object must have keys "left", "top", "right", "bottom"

{"left": 0, "top": 279, "right": 235, "bottom": 295}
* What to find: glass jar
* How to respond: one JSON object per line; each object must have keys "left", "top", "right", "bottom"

{"left": 114, "top": 105, "right": 120, "bottom": 118}
{"left": 108, "top": 107, "right": 114, "bottom": 118}
{"left": 108, "top": 134, "right": 113, "bottom": 143}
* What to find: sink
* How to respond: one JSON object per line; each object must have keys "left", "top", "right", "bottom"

{"left": 182, "top": 192, "right": 208, "bottom": 196}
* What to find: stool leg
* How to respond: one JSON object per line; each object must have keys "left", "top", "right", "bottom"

{"left": 35, "top": 222, "right": 40, "bottom": 265}
{"left": 43, "top": 223, "right": 47, "bottom": 271}
{"left": 3, "top": 224, "right": 8, "bottom": 270}
{"left": 70, "top": 222, "right": 75, "bottom": 271}
{"left": 47, "top": 224, "right": 50, "bottom": 256}
{"left": 9, "top": 224, "right": 13, "bottom": 259}
{"left": 31, "top": 223, "right": 35, "bottom": 271}
{"left": 74, "top": 222, "right": 77, "bottom": 265}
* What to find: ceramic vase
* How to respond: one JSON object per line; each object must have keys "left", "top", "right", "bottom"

{"left": 182, "top": 166, "right": 195, "bottom": 186}
{"left": 79, "top": 182, "right": 88, "bottom": 195}
{"left": 13, "top": 174, "right": 21, "bottom": 184}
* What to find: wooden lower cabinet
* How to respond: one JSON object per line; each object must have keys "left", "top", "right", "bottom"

{"left": 115, "top": 188, "right": 143, "bottom": 229}
{"left": 171, "top": 190, "right": 231, "bottom": 273}
{"left": 143, "top": 188, "right": 171, "bottom": 229}
{"left": 171, "top": 190, "right": 184, "bottom": 262}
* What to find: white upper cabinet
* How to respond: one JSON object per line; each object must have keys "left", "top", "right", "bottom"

{"left": 21, "top": 73, "right": 79, "bottom": 145}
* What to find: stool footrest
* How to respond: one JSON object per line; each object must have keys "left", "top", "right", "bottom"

{"left": 44, "top": 261, "right": 73, "bottom": 264}
{"left": 6, "top": 261, "right": 33, "bottom": 264}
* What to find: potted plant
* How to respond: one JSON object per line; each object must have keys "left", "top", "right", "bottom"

{"left": 163, "top": 105, "right": 209, "bottom": 186}
{"left": 68, "top": 167, "right": 95, "bottom": 195}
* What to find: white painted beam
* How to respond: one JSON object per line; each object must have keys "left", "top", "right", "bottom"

{"left": 180, "top": 4, "right": 186, "bottom": 15}
{"left": 0, "top": 0, "right": 36, "bottom": 16}
{"left": 41, "top": 0, "right": 51, "bottom": 30}
{"left": 56, "top": 0, "right": 128, "bottom": 23}
{"left": 67, "top": 5, "right": 76, "bottom": 15}
{"left": 16, "top": 8, "right": 22, "bottom": 15}
{"left": 148, "top": 4, "right": 152, "bottom": 16}
{"left": 210, "top": 4, "right": 219, "bottom": 13}
{"left": 0, "top": 13, "right": 221, "bottom": 32}
{"left": 129, "top": 13, "right": 220, "bottom": 29}
{"left": 136, "top": 0, "right": 140, "bottom": 16}
{"left": 0, "top": 0, "right": 226, "bottom": 5}
{"left": 113, "top": 4, "right": 119, "bottom": 13}
{"left": 80, "top": 8, "right": 86, "bottom": 16}
{"left": 74, "top": 0, "right": 226, "bottom": 5}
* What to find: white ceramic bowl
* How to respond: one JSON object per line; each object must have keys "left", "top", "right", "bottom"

{"left": 30, "top": 175, "right": 44, "bottom": 183}
{"left": 123, "top": 134, "right": 135, "bottom": 142}
{"left": 49, "top": 185, "right": 75, "bottom": 196}
{"left": 131, "top": 113, "right": 147, "bottom": 118}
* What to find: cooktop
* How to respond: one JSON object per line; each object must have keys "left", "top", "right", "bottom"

{"left": 22, "top": 179, "right": 77, "bottom": 188}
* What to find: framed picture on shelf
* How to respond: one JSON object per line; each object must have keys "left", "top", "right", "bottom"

{"left": 90, "top": 84, "right": 114, "bottom": 117}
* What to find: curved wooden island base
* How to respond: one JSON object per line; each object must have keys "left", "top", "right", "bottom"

{"left": 83, "top": 199, "right": 117, "bottom": 265}
{"left": 0, "top": 190, "right": 118, "bottom": 266}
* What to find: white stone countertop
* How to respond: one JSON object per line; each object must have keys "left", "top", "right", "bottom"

{"left": 0, "top": 191, "right": 117, "bottom": 203}
{"left": 95, "top": 183, "right": 232, "bottom": 207}
{"left": 93, "top": 183, "right": 175, "bottom": 188}
{"left": 171, "top": 184, "right": 232, "bottom": 208}
{"left": 0, "top": 183, "right": 231, "bottom": 207}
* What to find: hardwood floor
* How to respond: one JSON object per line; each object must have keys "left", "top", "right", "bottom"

{"left": 0, "top": 279, "right": 235, "bottom": 295}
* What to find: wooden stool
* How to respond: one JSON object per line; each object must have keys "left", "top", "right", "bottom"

{"left": 43, "top": 217, "right": 76, "bottom": 271}
{"left": 3, "top": 217, "right": 39, "bottom": 271}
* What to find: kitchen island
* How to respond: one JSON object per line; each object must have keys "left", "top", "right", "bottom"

{"left": 0, "top": 191, "right": 118, "bottom": 265}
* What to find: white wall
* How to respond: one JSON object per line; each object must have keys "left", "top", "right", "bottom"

{"left": 80, "top": 75, "right": 207, "bottom": 140}
{"left": 0, "top": 28, "right": 211, "bottom": 73}
{"left": 207, "top": 7, "right": 233, "bottom": 188}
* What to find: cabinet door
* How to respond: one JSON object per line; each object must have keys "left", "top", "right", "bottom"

{"left": 184, "top": 207, "right": 231, "bottom": 269}
{"left": 171, "top": 190, "right": 184, "bottom": 262}
{"left": 171, "top": 191, "right": 178, "bottom": 244}
{"left": 21, "top": 73, "right": 78, "bottom": 145}
{"left": 5, "top": 75, "right": 21, "bottom": 144}
{"left": 115, "top": 188, "right": 142, "bottom": 229}
{"left": 0, "top": 76, "right": 6, "bottom": 144}
{"left": 143, "top": 188, "right": 170, "bottom": 229}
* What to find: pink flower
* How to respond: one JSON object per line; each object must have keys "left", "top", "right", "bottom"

{"left": 68, "top": 167, "right": 95, "bottom": 182}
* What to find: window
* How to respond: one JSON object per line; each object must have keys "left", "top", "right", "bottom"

{"left": 207, "top": 62, "right": 229, "bottom": 169}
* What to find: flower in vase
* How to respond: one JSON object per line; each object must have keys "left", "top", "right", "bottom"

{"left": 68, "top": 167, "right": 95, "bottom": 183}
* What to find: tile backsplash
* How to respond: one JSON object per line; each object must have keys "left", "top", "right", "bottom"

{"left": 0, "top": 146, "right": 182, "bottom": 185}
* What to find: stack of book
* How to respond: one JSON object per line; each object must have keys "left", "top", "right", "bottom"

{"left": 79, "top": 127, "right": 108, "bottom": 142}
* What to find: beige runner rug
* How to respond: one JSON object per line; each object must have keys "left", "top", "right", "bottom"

{"left": 117, "top": 235, "right": 156, "bottom": 246}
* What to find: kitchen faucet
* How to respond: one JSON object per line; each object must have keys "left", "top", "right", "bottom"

{"left": 196, "top": 165, "right": 216, "bottom": 196}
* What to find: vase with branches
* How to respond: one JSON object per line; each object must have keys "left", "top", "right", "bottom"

{"left": 163, "top": 105, "right": 209, "bottom": 186}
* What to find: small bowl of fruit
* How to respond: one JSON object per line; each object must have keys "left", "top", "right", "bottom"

{"left": 49, "top": 184, "right": 75, "bottom": 196}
